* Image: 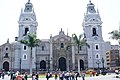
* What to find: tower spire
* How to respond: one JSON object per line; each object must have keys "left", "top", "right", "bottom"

{"left": 119, "top": 22, "right": 120, "bottom": 32}
{"left": 67, "top": 28, "right": 69, "bottom": 36}
{"left": 28, "top": 0, "right": 30, "bottom": 3}
{"left": 97, "top": 8, "right": 99, "bottom": 14}
{"left": 7, "top": 38, "right": 9, "bottom": 43}
{"left": 89, "top": 0, "right": 91, "bottom": 3}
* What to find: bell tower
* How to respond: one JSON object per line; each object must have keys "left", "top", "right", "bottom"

{"left": 14, "top": 0, "right": 38, "bottom": 70}
{"left": 18, "top": 0, "right": 38, "bottom": 41}
{"left": 83, "top": 0, "right": 103, "bottom": 41}
{"left": 82, "top": 1, "right": 107, "bottom": 68}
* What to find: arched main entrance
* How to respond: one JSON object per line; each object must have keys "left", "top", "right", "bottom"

{"left": 3, "top": 61, "right": 9, "bottom": 71}
{"left": 80, "top": 59, "right": 84, "bottom": 70}
{"left": 59, "top": 57, "right": 66, "bottom": 71}
{"left": 40, "top": 60, "right": 46, "bottom": 70}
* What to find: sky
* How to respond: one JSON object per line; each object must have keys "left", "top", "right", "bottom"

{"left": 0, "top": 0, "right": 119, "bottom": 45}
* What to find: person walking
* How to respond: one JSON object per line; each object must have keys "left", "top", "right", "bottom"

{"left": 16, "top": 73, "right": 22, "bottom": 80}
{"left": 0, "top": 71, "right": 2, "bottom": 78}
{"left": 59, "top": 72, "right": 64, "bottom": 80}
{"left": 46, "top": 72, "right": 50, "bottom": 80}
{"left": 1, "top": 72, "right": 5, "bottom": 79}
{"left": 12, "top": 73, "right": 16, "bottom": 80}
{"left": 75, "top": 72, "right": 79, "bottom": 80}
{"left": 24, "top": 72, "right": 28, "bottom": 80}
{"left": 32, "top": 72, "right": 36, "bottom": 80}
{"left": 35, "top": 72, "right": 39, "bottom": 80}
{"left": 81, "top": 72, "right": 85, "bottom": 80}
{"left": 71, "top": 71, "right": 75, "bottom": 80}
{"left": 54, "top": 73, "right": 58, "bottom": 80}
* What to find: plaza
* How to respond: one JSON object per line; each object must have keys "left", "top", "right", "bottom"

{"left": 0, "top": 0, "right": 119, "bottom": 77}
{"left": 0, "top": 0, "right": 110, "bottom": 73}
{"left": 0, "top": 73, "right": 120, "bottom": 80}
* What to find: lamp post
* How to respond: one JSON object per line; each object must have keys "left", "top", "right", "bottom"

{"left": 96, "top": 60, "right": 101, "bottom": 74}
{"left": 101, "top": 57, "right": 105, "bottom": 74}
{"left": 66, "top": 45, "right": 70, "bottom": 71}
{"left": 35, "top": 62, "right": 37, "bottom": 74}
{"left": 116, "top": 56, "right": 119, "bottom": 66}
{"left": 20, "top": 58, "right": 21, "bottom": 73}
{"left": 18, "top": 46, "right": 22, "bottom": 73}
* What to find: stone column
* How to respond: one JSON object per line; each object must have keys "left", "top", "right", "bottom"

{"left": 49, "top": 35, "right": 53, "bottom": 71}
{"left": 71, "top": 38, "right": 75, "bottom": 70}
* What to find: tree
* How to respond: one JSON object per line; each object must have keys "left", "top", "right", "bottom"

{"left": 19, "top": 33, "right": 40, "bottom": 74}
{"left": 109, "top": 30, "right": 120, "bottom": 44}
{"left": 109, "top": 29, "right": 120, "bottom": 67}
{"left": 72, "top": 33, "right": 90, "bottom": 73}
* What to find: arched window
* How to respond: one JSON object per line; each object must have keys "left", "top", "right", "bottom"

{"left": 23, "top": 27, "right": 29, "bottom": 36}
{"left": 42, "top": 46, "right": 44, "bottom": 51}
{"left": 6, "top": 47, "right": 8, "bottom": 51}
{"left": 80, "top": 46, "right": 82, "bottom": 51}
{"left": 96, "top": 54, "right": 99, "bottom": 58}
{"left": 23, "top": 46, "right": 27, "bottom": 50}
{"left": 4, "top": 53, "right": 9, "bottom": 58}
{"left": 95, "top": 53, "right": 100, "bottom": 59}
{"left": 23, "top": 54, "right": 27, "bottom": 60}
{"left": 92, "top": 28, "right": 98, "bottom": 36}
{"left": 40, "top": 60, "right": 46, "bottom": 70}
{"left": 61, "top": 43, "right": 64, "bottom": 48}
{"left": 95, "top": 44, "right": 99, "bottom": 50}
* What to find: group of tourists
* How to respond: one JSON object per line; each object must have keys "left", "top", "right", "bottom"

{"left": 0, "top": 71, "right": 28, "bottom": 80}
{"left": 10, "top": 71, "right": 39, "bottom": 80}
{"left": 0, "top": 70, "right": 87, "bottom": 80}
{"left": 10, "top": 71, "right": 28, "bottom": 80}
{"left": 46, "top": 71, "right": 85, "bottom": 80}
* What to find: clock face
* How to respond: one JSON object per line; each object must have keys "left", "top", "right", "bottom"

{"left": 88, "top": 7, "right": 96, "bottom": 13}
{"left": 94, "top": 37, "right": 98, "bottom": 40}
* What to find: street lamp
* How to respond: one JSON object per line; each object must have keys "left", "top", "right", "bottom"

{"left": 34, "top": 62, "right": 37, "bottom": 74}
{"left": 18, "top": 46, "right": 21, "bottom": 73}
{"left": 96, "top": 60, "right": 101, "bottom": 74}
{"left": 101, "top": 57, "right": 105, "bottom": 74}
{"left": 66, "top": 45, "right": 71, "bottom": 71}
{"left": 20, "top": 58, "right": 21, "bottom": 73}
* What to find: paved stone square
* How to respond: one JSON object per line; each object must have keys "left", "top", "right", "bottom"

{"left": 0, "top": 73, "right": 120, "bottom": 80}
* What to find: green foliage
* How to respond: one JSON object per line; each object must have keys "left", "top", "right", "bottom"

{"left": 72, "top": 33, "right": 90, "bottom": 54}
{"left": 19, "top": 33, "right": 40, "bottom": 47}
{"left": 72, "top": 33, "right": 90, "bottom": 48}
{"left": 109, "top": 30, "right": 120, "bottom": 40}
{"left": 19, "top": 33, "right": 40, "bottom": 75}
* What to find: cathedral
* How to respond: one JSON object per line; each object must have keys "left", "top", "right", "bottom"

{"left": 0, "top": 1, "right": 110, "bottom": 72}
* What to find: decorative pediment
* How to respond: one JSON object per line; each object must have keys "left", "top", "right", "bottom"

{"left": 87, "top": 18, "right": 101, "bottom": 23}
{"left": 53, "top": 36, "right": 65, "bottom": 42}
{"left": 53, "top": 35, "right": 70, "bottom": 42}
{"left": 20, "top": 17, "right": 33, "bottom": 22}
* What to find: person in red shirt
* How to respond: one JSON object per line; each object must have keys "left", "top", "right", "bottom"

{"left": 16, "top": 73, "right": 22, "bottom": 80}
